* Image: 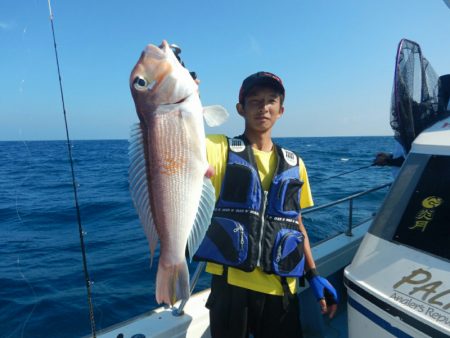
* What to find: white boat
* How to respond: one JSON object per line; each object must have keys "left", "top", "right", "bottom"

{"left": 91, "top": 182, "right": 387, "bottom": 338}
{"left": 86, "top": 36, "right": 450, "bottom": 337}
{"left": 345, "top": 116, "right": 450, "bottom": 338}
{"left": 86, "top": 116, "right": 449, "bottom": 338}
{"left": 343, "top": 38, "right": 450, "bottom": 337}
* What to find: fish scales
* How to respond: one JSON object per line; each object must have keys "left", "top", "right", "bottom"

{"left": 128, "top": 41, "right": 222, "bottom": 305}
{"left": 146, "top": 109, "right": 203, "bottom": 261}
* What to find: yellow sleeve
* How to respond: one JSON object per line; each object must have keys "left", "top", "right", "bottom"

{"left": 206, "top": 134, "right": 228, "bottom": 201}
{"left": 299, "top": 157, "right": 314, "bottom": 209}
{"left": 205, "top": 134, "right": 227, "bottom": 275}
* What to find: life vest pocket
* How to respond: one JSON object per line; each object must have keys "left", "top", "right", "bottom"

{"left": 218, "top": 163, "right": 260, "bottom": 209}
{"left": 279, "top": 179, "right": 303, "bottom": 212}
{"left": 194, "top": 217, "right": 248, "bottom": 266}
{"left": 272, "top": 229, "right": 305, "bottom": 277}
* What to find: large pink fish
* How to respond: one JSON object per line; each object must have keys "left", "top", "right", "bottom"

{"left": 128, "top": 41, "right": 227, "bottom": 305}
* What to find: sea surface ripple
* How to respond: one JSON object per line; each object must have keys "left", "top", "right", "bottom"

{"left": 0, "top": 137, "right": 394, "bottom": 337}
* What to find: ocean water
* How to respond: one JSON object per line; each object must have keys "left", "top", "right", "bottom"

{"left": 0, "top": 136, "right": 394, "bottom": 338}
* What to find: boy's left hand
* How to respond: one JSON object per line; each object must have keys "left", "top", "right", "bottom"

{"left": 306, "top": 269, "right": 339, "bottom": 318}
{"left": 319, "top": 293, "right": 338, "bottom": 318}
{"left": 204, "top": 165, "right": 215, "bottom": 178}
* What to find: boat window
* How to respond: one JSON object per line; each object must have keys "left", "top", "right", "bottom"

{"left": 393, "top": 155, "right": 450, "bottom": 260}
{"left": 369, "top": 153, "right": 429, "bottom": 240}
{"left": 369, "top": 153, "right": 450, "bottom": 261}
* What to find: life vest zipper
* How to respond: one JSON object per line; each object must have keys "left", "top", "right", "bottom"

{"left": 256, "top": 191, "right": 268, "bottom": 267}
{"left": 276, "top": 233, "right": 289, "bottom": 263}
{"left": 276, "top": 232, "right": 302, "bottom": 263}
{"left": 233, "top": 223, "right": 245, "bottom": 251}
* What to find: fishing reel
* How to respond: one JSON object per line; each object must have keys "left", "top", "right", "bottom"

{"left": 169, "top": 44, "right": 198, "bottom": 80}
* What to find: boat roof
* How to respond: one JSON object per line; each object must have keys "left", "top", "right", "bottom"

{"left": 411, "top": 116, "right": 450, "bottom": 155}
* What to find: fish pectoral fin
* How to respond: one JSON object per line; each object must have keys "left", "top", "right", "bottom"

{"left": 203, "top": 105, "right": 229, "bottom": 127}
{"left": 186, "top": 178, "right": 216, "bottom": 261}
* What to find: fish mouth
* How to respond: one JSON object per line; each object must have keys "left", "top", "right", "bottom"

{"left": 173, "top": 96, "right": 188, "bottom": 104}
{"left": 162, "top": 91, "right": 193, "bottom": 106}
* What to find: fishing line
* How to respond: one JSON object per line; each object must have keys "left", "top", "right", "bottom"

{"left": 14, "top": 141, "right": 33, "bottom": 224}
{"left": 7, "top": 139, "right": 37, "bottom": 338}
{"left": 3, "top": 259, "right": 37, "bottom": 338}
{"left": 314, "top": 164, "right": 374, "bottom": 183}
{"left": 16, "top": 258, "right": 38, "bottom": 338}
{"left": 46, "top": 1, "right": 96, "bottom": 336}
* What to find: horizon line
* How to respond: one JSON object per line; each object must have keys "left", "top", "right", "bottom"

{"left": 0, "top": 134, "right": 395, "bottom": 142}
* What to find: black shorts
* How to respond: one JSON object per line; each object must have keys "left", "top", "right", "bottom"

{"left": 206, "top": 274, "right": 303, "bottom": 338}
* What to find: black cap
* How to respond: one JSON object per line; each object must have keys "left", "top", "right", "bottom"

{"left": 238, "top": 71, "right": 285, "bottom": 104}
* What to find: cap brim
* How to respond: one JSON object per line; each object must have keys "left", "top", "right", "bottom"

{"left": 240, "top": 77, "right": 285, "bottom": 103}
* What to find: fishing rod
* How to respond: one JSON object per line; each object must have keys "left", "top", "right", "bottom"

{"left": 46, "top": 1, "right": 96, "bottom": 336}
{"left": 315, "top": 163, "right": 374, "bottom": 182}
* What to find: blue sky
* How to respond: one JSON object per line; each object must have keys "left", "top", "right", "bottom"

{"left": 1, "top": 0, "right": 450, "bottom": 141}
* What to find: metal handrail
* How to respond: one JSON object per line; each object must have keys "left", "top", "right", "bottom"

{"left": 302, "top": 182, "right": 391, "bottom": 215}
{"left": 173, "top": 261, "right": 206, "bottom": 316}
{"left": 174, "top": 182, "right": 392, "bottom": 315}
{"left": 302, "top": 182, "right": 392, "bottom": 236}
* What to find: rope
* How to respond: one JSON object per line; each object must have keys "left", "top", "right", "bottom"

{"left": 46, "top": 1, "right": 96, "bottom": 336}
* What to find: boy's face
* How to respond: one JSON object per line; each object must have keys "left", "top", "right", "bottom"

{"left": 237, "top": 86, "right": 284, "bottom": 133}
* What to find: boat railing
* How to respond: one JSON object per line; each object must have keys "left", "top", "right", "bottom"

{"left": 173, "top": 182, "right": 392, "bottom": 316}
{"left": 303, "top": 182, "right": 391, "bottom": 239}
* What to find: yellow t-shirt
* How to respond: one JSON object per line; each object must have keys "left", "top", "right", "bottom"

{"left": 205, "top": 134, "right": 314, "bottom": 295}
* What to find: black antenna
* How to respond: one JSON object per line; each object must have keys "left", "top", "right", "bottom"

{"left": 46, "top": 1, "right": 96, "bottom": 336}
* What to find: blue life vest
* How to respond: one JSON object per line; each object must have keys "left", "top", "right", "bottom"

{"left": 194, "top": 137, "right": 305, "bottom": 277}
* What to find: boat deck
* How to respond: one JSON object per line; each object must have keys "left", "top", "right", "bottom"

{"left": 94, "top": 219, "right": 366, "bottom": 338}
{"left": 307, "top": 302, "right": 348, "bottom": 338}
{"left": 94, "top": 288, "right": 349, "bottom": 338}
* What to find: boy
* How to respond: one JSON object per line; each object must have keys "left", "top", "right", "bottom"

{"left": 195, "top": 72, "right": 338, "bottom": 338}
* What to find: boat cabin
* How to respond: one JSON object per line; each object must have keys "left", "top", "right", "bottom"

{"left": 344, "top": 116, "right": 450, "bottom": 338}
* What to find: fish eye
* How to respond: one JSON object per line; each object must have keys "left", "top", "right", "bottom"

{"left": 133, "top": 76, "right": 148, "bottom": 91}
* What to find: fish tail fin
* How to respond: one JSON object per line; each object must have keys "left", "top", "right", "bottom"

{"left": 175, "top": 260, "right": 190, "bottom": 301}
{"left": 156, "top": 260, "right": 190, "bottom": 305}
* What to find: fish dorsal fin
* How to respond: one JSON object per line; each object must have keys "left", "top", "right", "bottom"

{"left": 203, "top": 105, "right": 229, "bottom": 127}
{"left": 186, "top": 177, "right": 216, "bottom": 261}
{"left": 128, "top": 123, "right": 159, "bottom": 266}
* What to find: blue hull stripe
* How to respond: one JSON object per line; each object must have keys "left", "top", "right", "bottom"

{"left": 348, "top": 296, "right": 413, "bottom": 338}
{"left": 345, "top": 277, "right": 448, "bottom": 338}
